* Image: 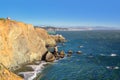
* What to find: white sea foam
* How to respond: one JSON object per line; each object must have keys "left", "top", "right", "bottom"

{"left": 18, "top": 72, "right": 36, "bottom": 80}
{"left": 106, "top": 66, "right": 111, "bottom": 69}
{"left": 114, "top": 66, "right": 119, "bottom": 69}
{"left": 100, "top": 54, "right": 105, "bottom": 56}
{"left": 54, "top": 60, "right": 59, "bottom": 63}
{"left": 34, "top": 61, "right": 41, "bottom": 64}
{"left": 18, "top": 61, "right": 47, "bottom": 80}
{"left": 79, "top": 45, "right": 83, "bottom": 48}
{"left": 110, "top": 53, "right": 117, "bottom": 57}
{"left": 106, "top": 66, "right": 119, "bottom": 70}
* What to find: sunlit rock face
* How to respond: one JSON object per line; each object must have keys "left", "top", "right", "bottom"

{"left": 35, "top": 27, "right": 56, "bottom": 47}
{"left": 51, "top": 34, "right": 66, "bottom": 42}
{"left": 0, "top": 63, "right": 23, "bottom": 80}
{"left": 0, "top": 19, "right": 48, "bottom": 70}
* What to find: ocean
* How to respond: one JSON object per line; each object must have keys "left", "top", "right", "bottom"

{"left": 39, "top": 30, "right": 120, "bottom": 80}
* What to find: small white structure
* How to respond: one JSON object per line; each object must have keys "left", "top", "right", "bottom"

{"left": 6, "top": 17, "right": 11, "bottom": 20}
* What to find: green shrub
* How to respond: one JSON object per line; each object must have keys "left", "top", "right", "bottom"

{"left": 0, "top": 18, "right": 6, "bottom": 20}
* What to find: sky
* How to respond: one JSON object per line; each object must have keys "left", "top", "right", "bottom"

{"left": 0, "top": 0, "right": 120, "bottom": 27}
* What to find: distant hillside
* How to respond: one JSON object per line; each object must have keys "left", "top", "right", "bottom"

{"left": 34, "top": 26, "right": 68, "bottom": 31}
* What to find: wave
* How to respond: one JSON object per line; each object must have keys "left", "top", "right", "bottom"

{"left": 18, "top": 61, "right": 47, "bottom": 80}
{"left": 106, "top": 66, "right": 119, "bottom": 70}
{"left": 99, "top": 53, "right": 118, "bottom": 57}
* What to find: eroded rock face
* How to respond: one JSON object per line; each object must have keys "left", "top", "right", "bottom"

{"left": 0, "top": 19, "right": 51, "bottom": 69}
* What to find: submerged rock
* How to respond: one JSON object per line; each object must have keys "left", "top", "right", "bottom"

{"left": 68, "top": 50, "right": 73, "bottom": 54}
{"left": 45, "top": 52, "right": 55, "bottom": 62}
{"left": 67, "top": 54, "right": 72, "bottom": 57}
{"left": 59, "top": 50, "right": 65, "bottom": 58}
{"left": 76, "top": 51, "right": 82, "bottom": 54}
{"left": 67, "top": 50, "right": 73, "bottom": 57}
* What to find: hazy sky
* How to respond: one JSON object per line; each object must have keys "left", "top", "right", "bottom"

{"left": 0, "top": 0, "right": 120, "bottom": 27}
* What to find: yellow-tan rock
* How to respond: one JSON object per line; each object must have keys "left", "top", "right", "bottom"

{"left": 0, "top": 19, "right": 65, "bottom": 79}
{"left": 0, "top": 63, "right": 23, "bottom": 80}
{"left": 51, "top": 34, "right": 66, "bottom": 42}
{"left": 0, "top": 19, "right": 49, "bottom": 69}
{"left": 35, "top": 27, "right": 56, "bottom": 46}
{"left": 59, "top": 50, "right": 65, "bottom": 58}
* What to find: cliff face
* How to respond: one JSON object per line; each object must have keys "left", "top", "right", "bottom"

{"left": 0, "top": 19, "right": 55, "bottom": 70}
{"left": 35, "top": 28, "right": 56, "bottom": 46}
{"left": 0, "top": 63, "right": 23, "bottom": 80}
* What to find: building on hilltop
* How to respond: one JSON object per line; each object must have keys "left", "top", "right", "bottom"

{"left": 6, "top": 17, "right": 11, "bottom": 20}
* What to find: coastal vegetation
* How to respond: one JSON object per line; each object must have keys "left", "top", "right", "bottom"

{"left": 0, "top": 18, "right": 6, "bottom": 20}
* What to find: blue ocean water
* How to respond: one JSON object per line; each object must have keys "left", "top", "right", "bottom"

{"left": 39, "top": 30, "right": 120, "bottom": 80}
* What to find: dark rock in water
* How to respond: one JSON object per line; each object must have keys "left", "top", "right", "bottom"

{"left": 45, "top": 52, "right": 55, "bottom": 62}
{"left": 53, "top": 52, "right": 59, "bottom": 58}
{"left": 76, "top": 51, "right": 82, "bottom": 54}
{"left": 59, "top": 50, "right": 65, "bottom": 58}
{"left": 68, "top": 50, "right": 73, "bottom": 54}
{"left": 67, "top": 54, "right": 72, "bottom": 57}
{"left": 53, "top": 52, "right": 60, "bottom": 60}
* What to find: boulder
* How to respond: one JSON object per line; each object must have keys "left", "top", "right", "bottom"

{"left": 59, "top": 50, "right": 65, "bottom": 58}
{"left": 45, "top": 52, "right": 55, "bottom": 62}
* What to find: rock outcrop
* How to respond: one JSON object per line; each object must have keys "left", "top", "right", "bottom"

{"left": 0, "top": 63, "right": 23, "bottom": 80}
{"left": 59, "top": 50, "right": 65, "bottom": 58}
{"left": 45, "top": 52, "right": 55, "bottom": 62}
{"left": 35, "top": 27, "right": 56, "bottom": 47}
{"left": 51, "top": 34, "right": 66, "bottom": 42}
{"left": 0, "top": 19, "right": 49, "bottom": 70}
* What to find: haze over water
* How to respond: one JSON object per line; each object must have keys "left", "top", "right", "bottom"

{"left": 39, "top": 30, "right": 120, "bottom": 80}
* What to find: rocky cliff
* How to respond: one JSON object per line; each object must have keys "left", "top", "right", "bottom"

{"left": 0, "top": 19, "right": 57, "bottom": 70}
{"left": 0, "top": 19, "right": 66, "bottom": 79}
{"left": 0, "top": 63, "right": 23, "bottom": 80}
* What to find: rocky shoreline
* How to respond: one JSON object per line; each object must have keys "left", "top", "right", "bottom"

{"left": 0, "top": 19, "right": 66, "bottom": 80}
{"left": 13, "top": 38, "right": 66, "bottom": 80}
